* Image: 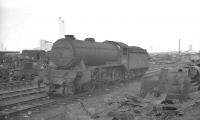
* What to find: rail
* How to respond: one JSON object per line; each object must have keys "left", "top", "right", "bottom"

{"left": 0, "top": 80, "right": 36, "bottom": 91}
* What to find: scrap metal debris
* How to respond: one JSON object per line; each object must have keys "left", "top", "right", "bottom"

{"left": 75, "top": 92, "right": 200, "bottom": 120}
{"left": 64, "top": 66, "right": 200, "bottom": 120}
{"left": 102, "top": 93, "right": 198, "bottom": 120}
{"left": 92, "top": 67, "right": 200, "bottom": 120}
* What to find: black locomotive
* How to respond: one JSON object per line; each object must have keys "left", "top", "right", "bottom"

{"left": 40, "top": 35, "right": 150, "bottom": 95}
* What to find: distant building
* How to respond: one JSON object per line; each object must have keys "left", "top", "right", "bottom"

{"left": 39, "top": 39, "right": 53, "bottom": 51}
{"left": 34, "top": 39, "right": 53, "bottom": 51}
{"left": 0, "top": 42, "right": 4, "bottom": 51}
{"left": 181, "top": 53, "right": 200, "bottom": 62}
{"left": 150, "top": 50, "right": 200, "bottom": 63}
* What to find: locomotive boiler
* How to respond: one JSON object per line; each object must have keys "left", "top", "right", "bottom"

{"left": 42, "top": 35, "right": 150, "bottom": 95}
{"left": 51, "top": 35, "right": 119, "bottom": 68}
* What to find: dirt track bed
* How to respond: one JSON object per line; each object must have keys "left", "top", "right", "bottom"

{"left": 30, "top": 76, "right": 200, "bottom": 120}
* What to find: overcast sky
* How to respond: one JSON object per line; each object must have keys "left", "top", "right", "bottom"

{"left": 1, "top": 0, "right": 200, "bottom": 52}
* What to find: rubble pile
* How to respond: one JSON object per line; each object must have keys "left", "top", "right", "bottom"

{"left": 92, "top": 67, "right": 200, "bottom": 120}
{"left": 99, "top": 92, "right": 200, "bottom": 120}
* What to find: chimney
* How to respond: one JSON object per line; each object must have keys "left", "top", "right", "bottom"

{"left": 65, "top": 35, "right": 75, "bottom": 39}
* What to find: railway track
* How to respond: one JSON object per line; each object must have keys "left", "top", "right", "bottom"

{"left": 0, "top": 84, "right": 56, "bottom": 119}
{"left": 0, "top": 66, "right": 163, "bottom": 119}
{"left": 0, "top": 86, "right": 45, "bottom": 101}
{"left": 0, "top": 81, "right": 36, "bottom": 91}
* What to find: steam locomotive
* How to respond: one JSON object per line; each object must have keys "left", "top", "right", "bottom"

{"left": 42, "top": 35, "right": 150, "bottom": 95}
